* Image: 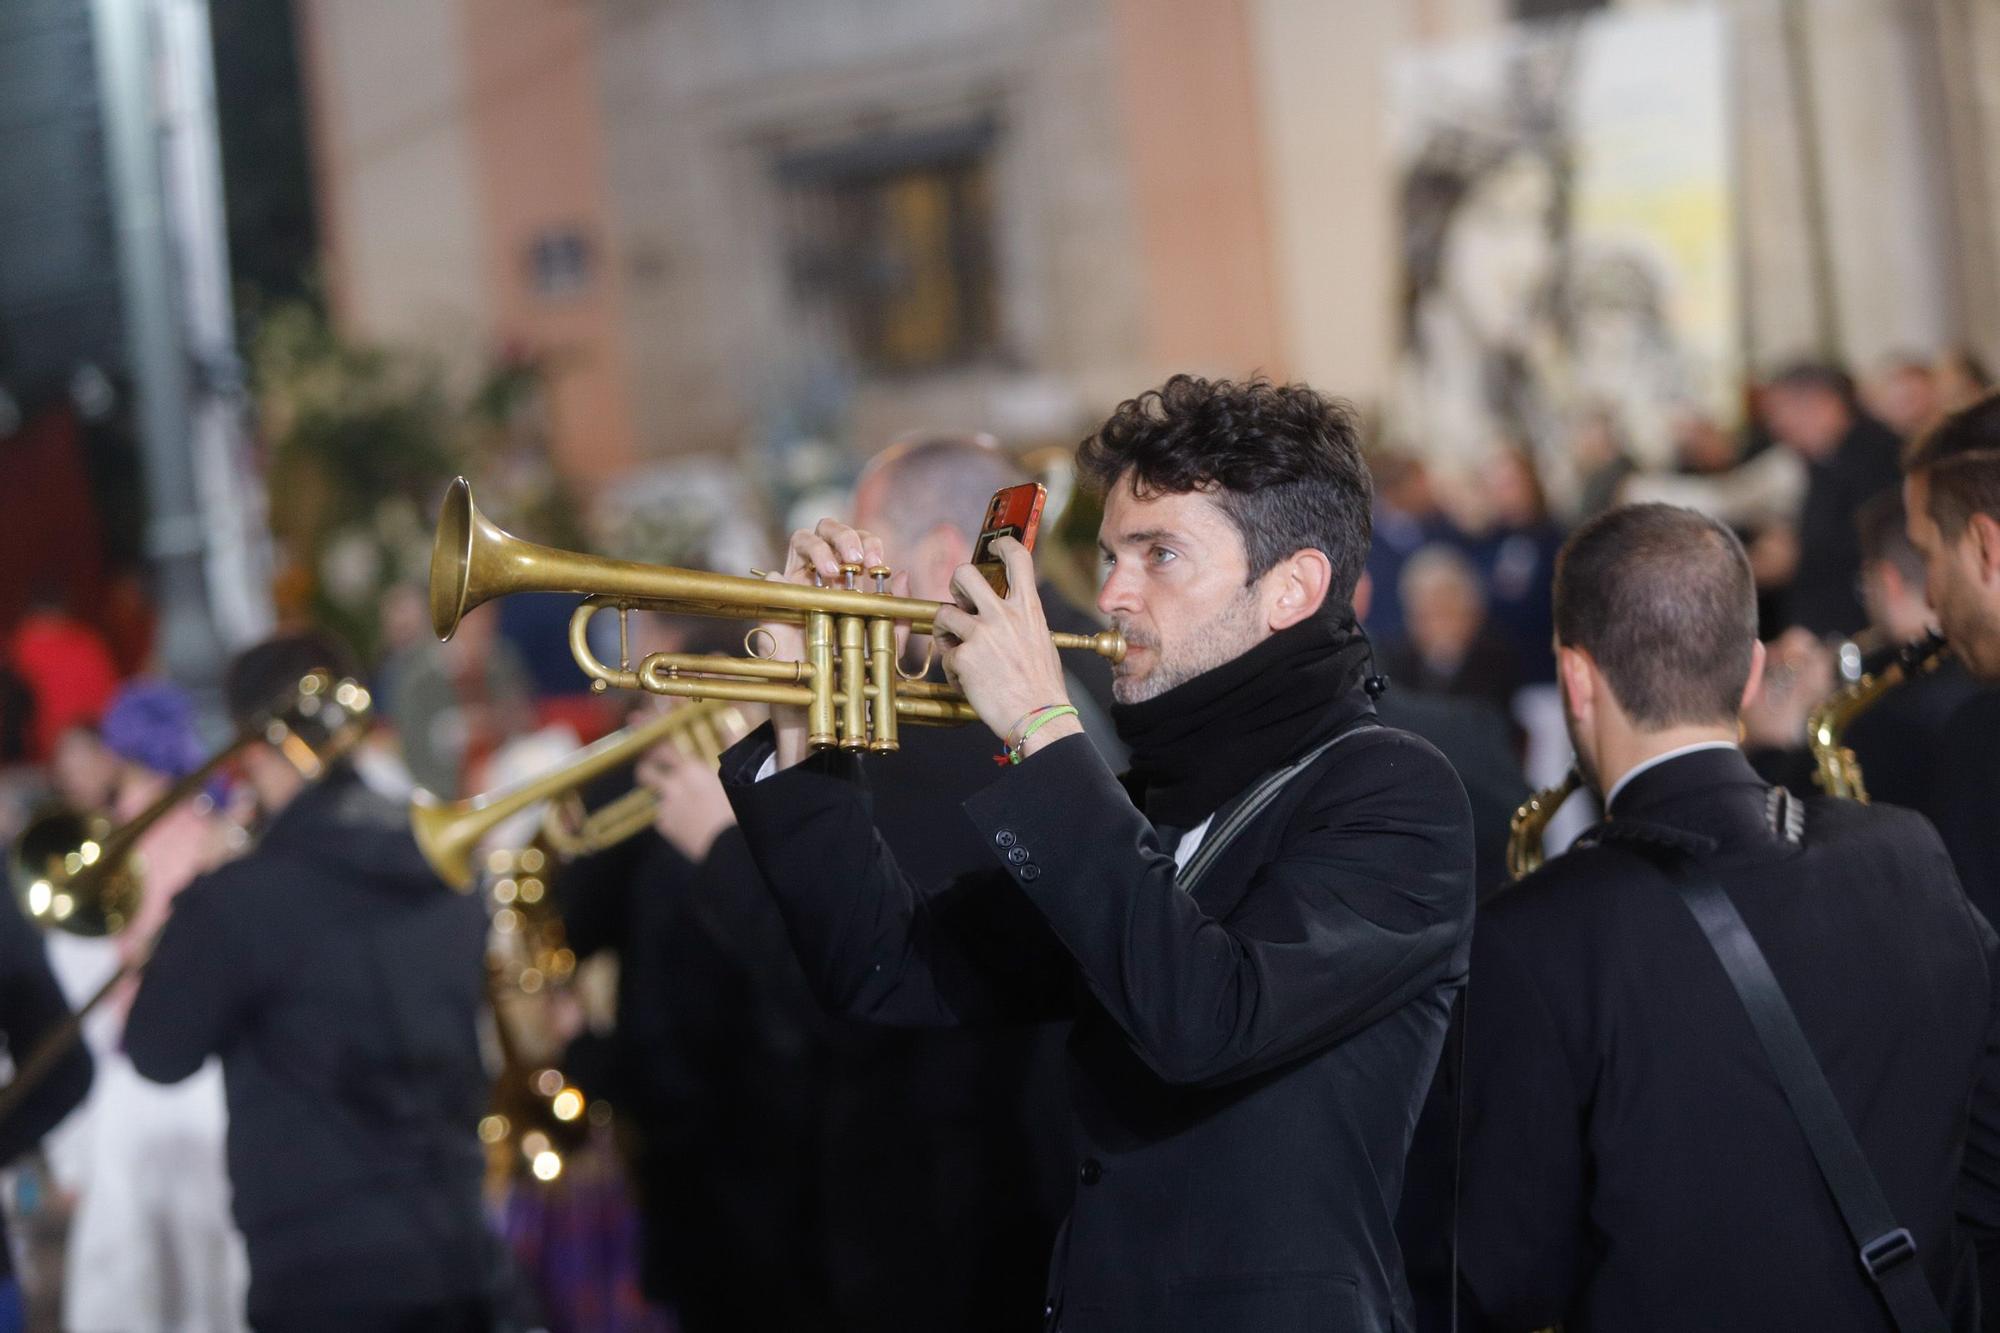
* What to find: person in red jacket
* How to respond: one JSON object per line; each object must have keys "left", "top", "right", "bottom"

{"left": 9, "top": 592, "right": 119, "bottom": 761}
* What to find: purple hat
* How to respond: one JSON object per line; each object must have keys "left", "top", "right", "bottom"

{"left": 99, "top": 680, "right": 205, "bottom": 779}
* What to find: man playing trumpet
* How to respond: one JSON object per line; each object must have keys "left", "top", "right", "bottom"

{"left": 720, "top": 375, "right": 1477, "bottom": 1331}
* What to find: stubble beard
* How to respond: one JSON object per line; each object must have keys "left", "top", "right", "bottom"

{"left": 1110, "top": 588, "right": 1266, "bottom": 705}
{"left": 1941, "top": 575, "right": 2000, "bottom": 683}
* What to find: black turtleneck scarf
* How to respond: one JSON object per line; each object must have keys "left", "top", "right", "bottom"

{"left": 1111, "top": 606, "right": 1375, "bottom": 828}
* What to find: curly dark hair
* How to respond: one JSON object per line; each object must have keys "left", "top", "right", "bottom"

{"left": 1075, "top": 375, "right": 1373, "bottom": 598}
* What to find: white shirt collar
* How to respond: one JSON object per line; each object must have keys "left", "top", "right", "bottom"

{"left": 1603, "top": 741, "right": 1741, "bottom": 813}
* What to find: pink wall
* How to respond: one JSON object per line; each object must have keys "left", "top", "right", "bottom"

{"left": 1109, "top": 0, "right": 1287, "bottom": 379}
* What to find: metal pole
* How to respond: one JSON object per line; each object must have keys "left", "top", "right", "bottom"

{"left": 1779, "top": 0, "right": 1843, "bottom": 361}
{"left": 89, "top": 0, "right": 229, "bottom": 692}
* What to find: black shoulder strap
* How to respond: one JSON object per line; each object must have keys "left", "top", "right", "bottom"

{"left": 1621, "top": 840, "right": 1949, "bottom": 1333}
{"left": 1175, "top": 721, "right": 1379, "bottom": 893}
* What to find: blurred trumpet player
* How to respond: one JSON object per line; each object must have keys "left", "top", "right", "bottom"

{"left": 48, "top": 681, "right": 249, "bottom": 1333}
{"left": 821, "top": 435, "right": 1119, "bottom": 1331}
{"left": 543, "top": 615, "right": 830, "bottom": 1333}
{"left": 126, "top": 633, "right": 499, "bottom": 1333}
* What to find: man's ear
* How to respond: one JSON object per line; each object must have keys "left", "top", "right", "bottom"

{"left": 1873, "top": 561, "right": 1904, "bottom": 608}
{"left": 1556, "top": 643, "right": 1595, "bottom": 722}
{"left": 1969, "top": 513, "right": 2000, "bottom": 586}
{"left": 1738, "top": 638, "right": 1768, "bottom": 716}
{"left": 1266, "top": 549, "right": 1334, "bottom": 631}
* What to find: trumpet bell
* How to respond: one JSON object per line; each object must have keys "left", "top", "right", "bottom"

{"left": 410, "top": 788, "right": 478, "bottom": 892}
{"left": 431, "top": 476, "right": 479, "bottom": 642}
{"left": 11, "top": 806, "right": 143, "bottom": 936}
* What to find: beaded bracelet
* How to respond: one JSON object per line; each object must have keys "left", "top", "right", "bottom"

{"left": 996, "top": 704, "right": 1080, "bottom": 766}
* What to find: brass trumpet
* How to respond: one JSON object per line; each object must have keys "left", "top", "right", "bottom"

{"left": 429, "top": 477, "right": 1124, "bottom": 752}
{"left": 410, "top": 699, "right": 749, "bottom": 893}
{"left": 412, "top": 699, "right": 750, "bottom": 1183}
{"left": 1807, "top": 632, "right": 1950, "bottom": 802}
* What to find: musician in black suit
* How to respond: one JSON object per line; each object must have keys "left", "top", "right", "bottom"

{"left": 1452, "top": 503, "right": 2000, "bottom": 1331}
{"left": 1904, "top": 392, "right": 2000, "bottom": 928}
{"left": 720, "top": 375, "right": 1476, "bottom": 1331}
{"left": 1844, "top": 490, "right": 1980, "bottom": 811}
{"left": 1743, "top": 489, "right": 1980, "bottom": 808}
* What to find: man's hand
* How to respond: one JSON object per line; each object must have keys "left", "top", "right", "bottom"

{"left": 763, "top": 519, "right": 910, "bottom": 769}
{"left": 638, "top": 741, "right": 737, "bottom": 863}
{"left": 932, "top": 538, "right": 1079, "bottom": 756}
{"left": 1742, "top": 626, "right": 1835, "bottom": 749}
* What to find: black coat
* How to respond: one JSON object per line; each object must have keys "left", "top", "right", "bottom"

{"left": 560, "top": 724, "right": 1072, "bottom": 1333}
{"left": 1373, "top": 688, "right": 1529, "bottom": 897}
{"left": 1450, "top": 747, "right": 2000, "bottom": 1332}
{"left": 558, "top": 822, "right": 830, "bottom": 1331}
{"left": 126, "top": 766, "right": 496, "bottom": 1320}
{"left": 1844, "top": 659, "right": 1981, "bottom": 816}
{"left": 1928, "top": 689, "right": 2000, "bottom": 932}
{"left": 721, "top": 706, "right": 1476, "bottom": 1333}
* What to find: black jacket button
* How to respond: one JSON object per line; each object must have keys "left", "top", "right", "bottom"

{"left": 1006, "top": 846, "right": 1030, "bottom": 865}
{"left": 995, "top": 830, "right": 1017, "bottom": 848}
{"left": 1019, "top": 864, "right": 1042, "bottom": 882}
{"left": 1077, "top": 1158, "right": 1102, "bottom": 1185}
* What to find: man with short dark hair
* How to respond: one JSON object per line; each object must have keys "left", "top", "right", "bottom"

{"left": 723, "top": 375, "right": 1476, "bottom": 1330}
{"left": 1451, "top": 502, "right": 2000, "bottom": 1331}
{"left": 1902, "top": 391, "right": 2000, "bottom": 927}
{"left": 127, "top": 633, "right": 499, "bottom": 1333}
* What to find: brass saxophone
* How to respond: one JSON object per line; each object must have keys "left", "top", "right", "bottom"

{"left": 1506, "top": 767, "right": 1583, "bottom": 881}
{"left": 1806, "top": 632, "right": 1949, "bottom": 802}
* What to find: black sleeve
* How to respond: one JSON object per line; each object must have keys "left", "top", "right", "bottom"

{"left": 1951, "top": 879, "right": 2000, "bottom": 1323}
{"left": 1454, "top": 915, "right": 1590, "bottom": 1328}
{"left": 681, "top": 827, "right": 824, "bottom": 1031}
{"left": 1934, "top": 699, "right": 2000, "bottom": 931}
{"left": 0, "top": 890, "right": 91, "bottom": 1164}
{"left": 956, "top": 729, "right": 1475, "bottom": 1088}
{"left": 722, "top": 726, "right": 1074, "bottom": 1028}
{"left": 126, "top": 875, "right": 243, "bottom": 1084}
{"left": 555, "top": 827, "right": 646, "bottom": 962}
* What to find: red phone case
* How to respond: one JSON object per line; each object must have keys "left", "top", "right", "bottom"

{"left": 972, "top": 483, "right": 1046, "bottom": 594}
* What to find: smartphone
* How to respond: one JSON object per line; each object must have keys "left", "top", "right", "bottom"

{"left": 970, "top": 482, "right": 1047, "bottom": 596}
